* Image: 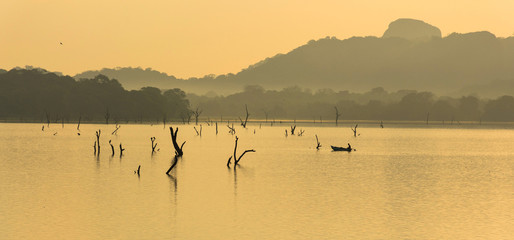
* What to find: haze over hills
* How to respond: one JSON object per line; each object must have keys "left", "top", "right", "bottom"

{"left": 74, "top": 19, "right": 514, "bottom": 97}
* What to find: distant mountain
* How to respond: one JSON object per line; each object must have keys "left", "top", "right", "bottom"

{"left": 74, "top": 19, "right": 514, "bottom": 96}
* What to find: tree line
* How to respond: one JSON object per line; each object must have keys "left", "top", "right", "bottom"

{"left": 2, "top": 68, "right": 514, "bottom": 123}
{"left": 0, "top": 68, "right": 190, "bottom": 123}
{"left": 188, "top": 85, "right": 514, "bottom": 123}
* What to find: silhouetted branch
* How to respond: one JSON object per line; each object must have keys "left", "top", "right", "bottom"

{"left": 335, "top": 106, "right": 342, "bottom": 126}
{"left": 193, "top": 125, "right": 202, "bottom": 136}
{"left": 95, "top": 130, "right": 101, "bottom": 155}
{"left": 226, "top": 156, "right": 233, "bottom": 167}
{"left": 109, "top": 140, "right": 115, "bottom": 156}
{"left": 112, "top": 124, "right": 120, "bottom": 135}
{"left": 239, "top": 104, "right": 250, "bottom": 128}
{"left": 351, "top": 124, "right": 358, "bottom": 137}
{"left": 298, "top": 129, "right": 305, "bottom": 136}
{"left": 315, "top": 135, "right": 321, "bottom": 150}
{"left": 170, "top": 126, "right": 185, "bottom": 156}
{"left": 119, "top": 143, "right": 125, "bottom": 157}
{"left": 232, "top": 136, "right": 255, "bottom": 166}
{"left": 227, "top": 123, "right": 236, "bottom": 135}
{"left": 151, "top": 137, "right": 157, "bottom": 153}
{"left": 193, "top": 107, "right": 202, "bottom": 125}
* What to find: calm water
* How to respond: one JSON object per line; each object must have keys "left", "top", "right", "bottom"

{"left": 2, "top": 122, "right": 514, "bottom": 239}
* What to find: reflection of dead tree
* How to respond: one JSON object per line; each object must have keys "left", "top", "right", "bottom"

{"left": 285, "top": 129, "right": 288, "bottom": 137}
{"left": 227, "top": 136, "right": 255, "bottom": 167}
{"left": 351, "top": 124, "right": 358, "bottom": 137}
{"left": 239, "top": 104, "right": 250, "bottom": 128}
{"left": 93, "top": 141, "right": 97, "bottom": 155}
{"left": 95, "top": 130, "right": 101, "bottom": 155}
{"left": 216, "top": 122, "right": 218, "bottom": 135}
{"left": 163, "top": 115, "right": 167, "bottom": 129}
{"left": 151, "top": 137, "right": 157, "bottom": 153}
{"left": 109, "top": 140, "right": 115, "bottom": 156}
{"left": 227, "top": 124, "right": 236, "bottom": 135}
{"left": 112, "top": 124, "right": 120, "bottom": 135}
{"left": 335, "top": 107, "right": 342, "bottom": 126}
{"left": 119, "top": 143, "right": 125, "bottom": 157}
{"left": 290, "top": 125, "right": 296, "bottom": 135}
{"left": 193, "top": 107, "right": 202, "bottom": 125}
{"left": 166, "top": 155, "right": 179, "bottom": 175}
{"left": 105, "top": 108, "right": 110, "bottom": 125}
{"left": 170, "top": 126, "right": 186, "bottom": 156}
{"left": 315, "top": 135, "right": 321, "bottom": 150}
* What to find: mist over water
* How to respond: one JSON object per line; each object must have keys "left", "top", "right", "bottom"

{"left": 2, "top": 123, "right": 514, "bottom": 239}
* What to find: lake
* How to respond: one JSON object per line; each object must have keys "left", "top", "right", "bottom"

{"left": 1, "top": 122, "right": 514, "bottom": 239}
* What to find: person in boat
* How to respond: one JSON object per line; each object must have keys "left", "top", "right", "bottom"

{"left": 347, "top": 143, "right": 352, "bottom": 150}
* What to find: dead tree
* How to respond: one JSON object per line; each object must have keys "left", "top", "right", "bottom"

{"left": 193, "top": 107, "right": 202, "bottom": 125}
{"left": 45, "top": 111, "right": 50, "bottom": 127}
{"left": 380, "top": 121, "right": 384, "bottom": 128}
{"left": 193, "top": 125, "right": 202, "bottom": 136}
{"left": 95, "top": 130, "right": 101, "bottom": 155}
{"left": 77, "top": 116, "right": 81, "bottom": 131}
{"left": 298, "top": 129, "right": 305, "bottom": 136}
{"left": 170, "top": 126, "right": 186, "bottom": 156}
{"left": 216, "top": 122, "right": 218, "bottom": 135}
{"left": 227, "top": 136, "right": 255, "bottom": 167}
{"left": 290, "top": 125, "right": 296, "bottom": 135}
{"left": 166, "top": 155, "right": 179, "bottom": 175}
{"left": 105, "top": 108, "right": 110, "bottom": 125}
{"left": 150, "top": 137, "right": 157, "bottom": 153}
{"left": 109, "top": 140, "right": 115, "bottom": 156}
{"left": 112, "top": 124, "right": 121, "bottom": 135}
{"left": 351, "top": 124, "right": 358, "bottom": 137}
{"left": 227, "top": 124, "right": 236, "bottom": 135}
{"left": 263, "top": 110, "right": 269, "bottom": 123}
{"left": 226, "top": 156, "right": 233, "bottom": 167}
{"left": 135, "top": 165, "right": 141, "bottom": 176}
{"left": 426, "top": 112, "right": 430, "bottom": 125}
{"left": 315, "top": 135, "right": 321, "bottom": 150}
{"left": 239, "top": 104, "right": 250, "bottom": 128}
{"left": 335, "top": 107, "right": 342, "bottom": 126}
{"left": 119, "top": 143, "right": 125, "bottom": 157}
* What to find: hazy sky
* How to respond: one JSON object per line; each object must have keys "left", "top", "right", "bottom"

{"left": 1, "top": 0, "right": 513, "bottom": 78}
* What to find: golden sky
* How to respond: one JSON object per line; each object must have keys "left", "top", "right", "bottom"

{"left": 1, "top": 0, "right": 513, "bottom": 78}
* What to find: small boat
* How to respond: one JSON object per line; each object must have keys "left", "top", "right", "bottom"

{"left": 331, "top": 145, "right": 352, "bottom": 152}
